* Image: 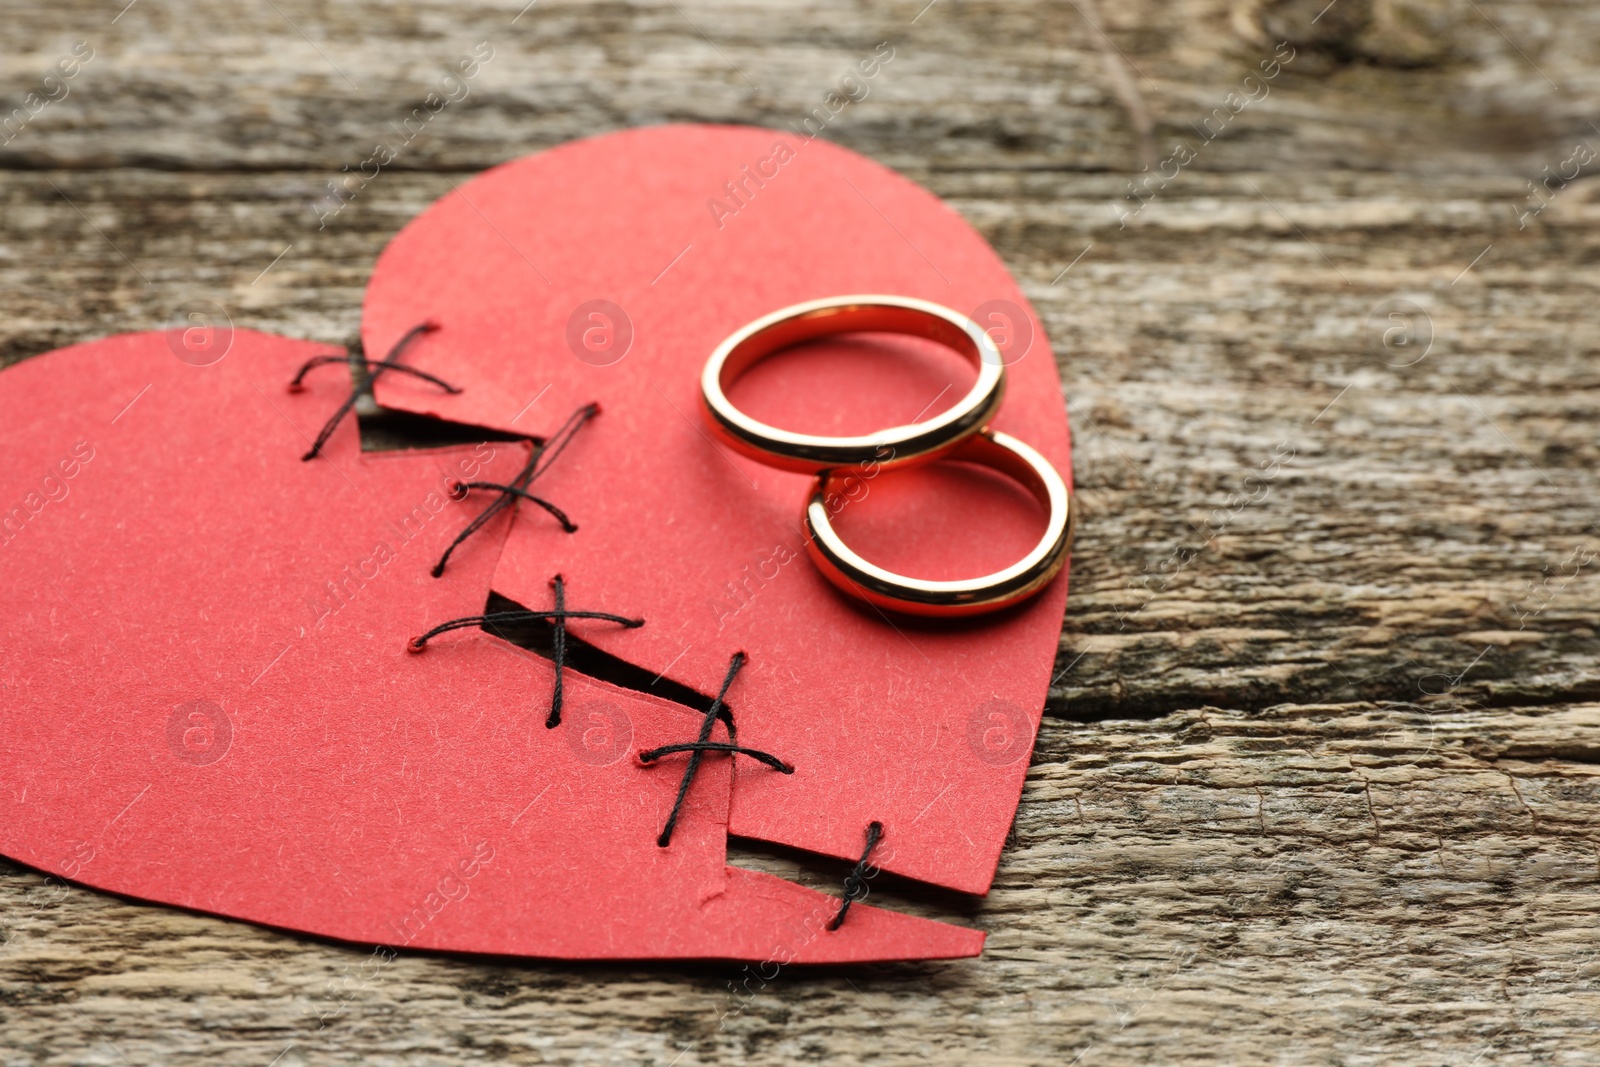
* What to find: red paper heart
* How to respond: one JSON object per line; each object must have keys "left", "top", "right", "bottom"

{"left": 361, "top": 125, "right": 1072, "bottom": 895}
{"left": 0, "top": 330, "right": 980, "bottom": 961}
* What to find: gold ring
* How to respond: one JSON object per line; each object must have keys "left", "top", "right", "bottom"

{"left": 803, "top": 429, "right": 1073, "bottom": 617}
{"left": 700, "top": 295, "right": 1005, "bottom": 474}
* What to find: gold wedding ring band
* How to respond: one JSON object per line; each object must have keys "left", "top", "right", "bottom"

{"left": 804, "top": 429, "right": 1073, "bottom": 617}
{"left": 699, "top": 295, "right": 1072, "bottom": 618}
{"left": 700, "top": 295, "right": 1005, "bottom": 474}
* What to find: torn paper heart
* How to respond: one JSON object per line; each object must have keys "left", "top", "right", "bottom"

{"left": 0, "top": 330, "right": 980, "bottom": 961}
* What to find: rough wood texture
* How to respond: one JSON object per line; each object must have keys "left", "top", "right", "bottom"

{"left": 4, "top": 1, "right": 1599, "bottom": 1063}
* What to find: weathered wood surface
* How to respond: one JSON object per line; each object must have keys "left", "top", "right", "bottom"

{"left": 4, "top": 0, "right": 1600, "bottom": 1063}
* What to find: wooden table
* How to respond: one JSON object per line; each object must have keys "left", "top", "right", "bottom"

{"left": 4, "top": 1, "right": 1599, "bottom": 1062}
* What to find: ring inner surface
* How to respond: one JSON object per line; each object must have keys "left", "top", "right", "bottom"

{"left": 818, "top": 437, "right": 1052, "bottom": 583}
{"left": 720, "top": 304, "right": 981, "bottom": 390}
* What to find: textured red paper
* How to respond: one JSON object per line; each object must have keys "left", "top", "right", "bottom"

{"left": 0, "top": 331, "right": 980, "bottom": 961}
{"left": 363, "top": 125, "right": 1072, "bottom": 895}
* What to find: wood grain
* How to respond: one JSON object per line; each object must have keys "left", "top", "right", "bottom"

{"left": 3, "top": 1, "right": 1599, "bottom": 1063}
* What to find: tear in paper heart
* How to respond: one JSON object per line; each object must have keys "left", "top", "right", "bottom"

{"left": 0, "top": 331, "right": 979, "bottom": 961}
{"left": 363, "top": 124, "right": 1073, "bottom": 895}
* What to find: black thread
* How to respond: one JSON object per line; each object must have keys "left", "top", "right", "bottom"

{"left": 639, "top": 652, "right": 793, "bottom": 848}
{"left": 407, "top": 581, "right": 642, "bottom": 730}
{"left": 827, "top": 821, "right": 884, "bottom": 931}
{"left": 452, "top": 482, "right": 576, "bottom": 532}
{"left": 291, "top": 322, "right": 454, "bottom": 461}
{"left": 639, "top": 742, "right": 791, "bottom": 773}
{"left": 288, "top": 355, "right": 460, "bottom": 395}
{"left": 406, "top": 607, "right": 642, "bottom": 651}
{"left": 431, "top": 402, "right": 598, "bottom": 578}
{"left": 549, "top": 575, "right": 566, "bottom": 729}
